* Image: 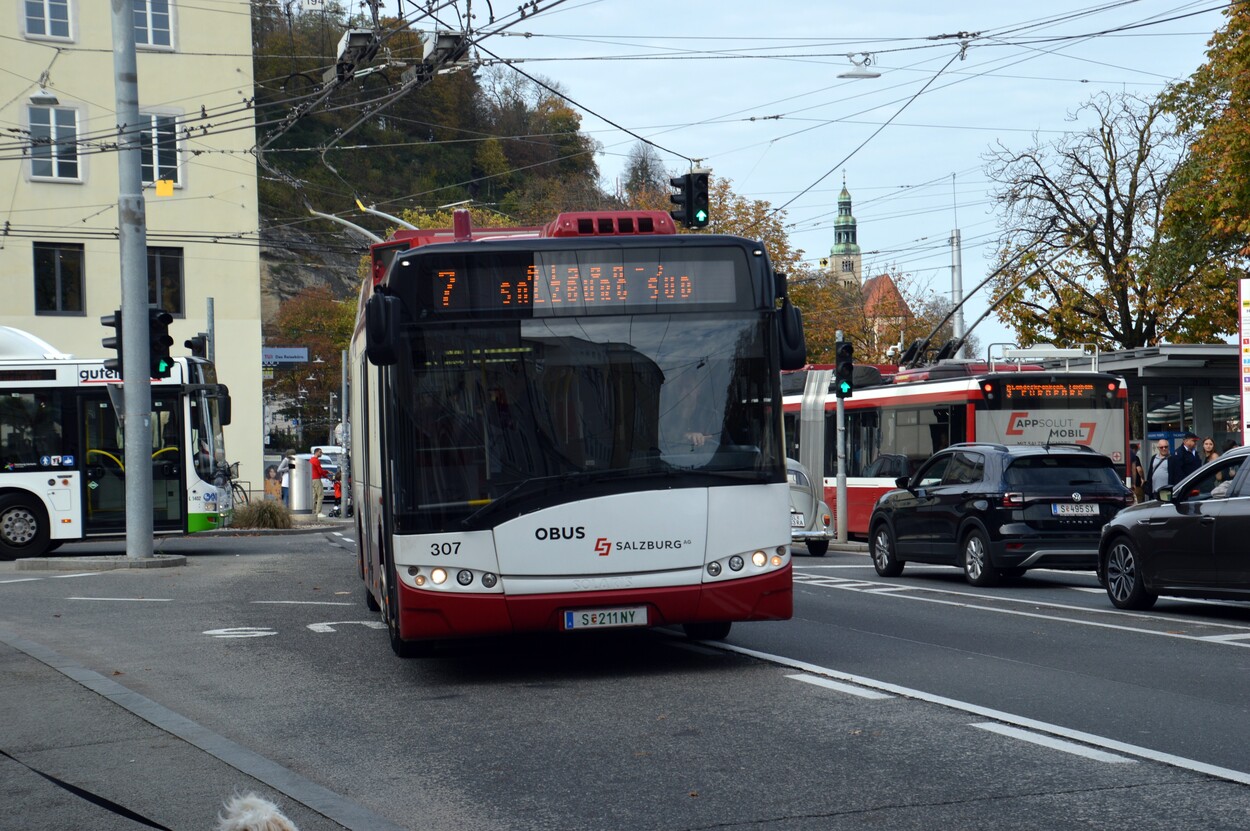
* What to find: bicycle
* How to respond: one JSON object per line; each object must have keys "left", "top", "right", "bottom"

{"left": 221, "top": 460, "right": 250, "bottom": 506}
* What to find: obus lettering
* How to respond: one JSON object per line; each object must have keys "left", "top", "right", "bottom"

{"left": 534, "top": 526, "right": 586, "bottom": 541}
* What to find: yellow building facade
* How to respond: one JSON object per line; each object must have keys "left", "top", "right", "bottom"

{"left": 1, "top": 1, "right": 263, "bottom": 486}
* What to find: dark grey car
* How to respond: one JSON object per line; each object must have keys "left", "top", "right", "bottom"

{"left": 1100, "top": 445, "right": 1250, "bottom": 610}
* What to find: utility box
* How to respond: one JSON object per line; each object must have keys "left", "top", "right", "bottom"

{"left": 289, "top": 454, "right": 313, "bottom": 514}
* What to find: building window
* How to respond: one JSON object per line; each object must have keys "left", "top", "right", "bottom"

{"left": 134, "top": 0, "right": 171, "bottom": 47}
{"left": 33, "top": 243, "right": 84, "bottom": 314}
{"left": 25, "top": 0, "right": 71, "bottom": 39}
{"left": 842, "top": 259, "right": 854, "bottom": 273}
{"left": 148, "top": 247, "right": 184, "bottom": 315}
{"left": 141, "top": 115, "right": 179, "bottom": 184}
{"left": 29, "top": 106, "right": 79, "bottom": 180}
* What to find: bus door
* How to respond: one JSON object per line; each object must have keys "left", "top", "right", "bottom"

{"left": 81, "top": 391, "right": 185, "bottom": 536}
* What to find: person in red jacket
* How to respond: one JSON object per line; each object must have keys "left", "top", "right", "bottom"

{"left": 310, "top": 448, "right": 326, "bottom": 516}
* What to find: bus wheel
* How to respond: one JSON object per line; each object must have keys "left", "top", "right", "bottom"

{"left": 365, "top": 585, "right": 381, "bottom": 612}
{"left": 384, "top": 571, "right": 431, "bottom": 658}
{"left": 683, "top": 621, "right": 731, "bottom": 641}
{"left": 0, "top": 496, "right": 49, "bottom": 561}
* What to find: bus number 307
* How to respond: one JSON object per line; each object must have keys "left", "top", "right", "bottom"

{"left": 430, "top": 542, "right": 461, "bottom": 556}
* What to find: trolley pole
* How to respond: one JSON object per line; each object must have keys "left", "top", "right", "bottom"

{"left": 113, "top": 0, "right": 154, "bottom": 560}
{"left": 835, "top": 329, "right": 848, "bottom": 544}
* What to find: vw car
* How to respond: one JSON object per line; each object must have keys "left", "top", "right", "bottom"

{"left": 869, "top": 442, "right": 1132, "bottom": 586}
{"left": 788, "top": 458, "right": 832, "bottom": 556}
{"left": 1100, "top": 445, "right": 1249, "bottom": 610}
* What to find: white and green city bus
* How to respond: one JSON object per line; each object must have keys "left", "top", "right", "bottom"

{"left": 0, "top": 327, "right": 233, "bottom": 559}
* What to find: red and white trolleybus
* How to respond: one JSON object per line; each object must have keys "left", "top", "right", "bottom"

{"left": 350, "top": 209, "right": 807, "bottom": 655}
{"left": 782, "top": 360, "right": 1130, "bottom": 539}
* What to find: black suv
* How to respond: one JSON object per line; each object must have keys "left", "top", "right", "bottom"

{"left": 869, "top": 443, "right": 1132, "bottom": 586}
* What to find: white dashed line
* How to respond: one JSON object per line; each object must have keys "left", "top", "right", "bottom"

{"left": 973, "top": 723, "right": 1136, "bottom": 764}
{"left": 787, "top": 673, "right": 894, "bottom": 700}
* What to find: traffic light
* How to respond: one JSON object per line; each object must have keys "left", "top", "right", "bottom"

{"left": 669, "top": 174, "right": 690, "bottom": 227}
{"left": 185, "top": 332, "right": 208, "bottom": 359}
{"left": 688, "top": 171, "right": 710, "bottom": 228}
{"left": 835, "top": 340, "right": 854, "bottom": 399}
{"left": 669, "top": 172, "right": 712, "bottom": 229}
{"left": 101, "top": 309, "right": 123, "bottom": 375}
{"left": 148, "top": 308, "right": 174, "bottom": 378}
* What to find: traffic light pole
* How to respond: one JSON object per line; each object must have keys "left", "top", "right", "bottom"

{"left": 113, "top": 0, "right": 155, "bottom": 560}
{"left": 835, "top": 329, "right": 847, "bottom": 544}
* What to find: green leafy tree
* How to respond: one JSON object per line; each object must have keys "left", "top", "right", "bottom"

{"left": 983, "top": 92, "right": 1231, "bottom": 349}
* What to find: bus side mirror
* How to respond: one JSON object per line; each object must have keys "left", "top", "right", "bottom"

{"left": 777, "top": 297, "right": 807, "bottom": 371}
{"left": 217, "top": 384, "right": 232, "bottom": 426}
{"left": 365, "top": 292, "right": 401, "bottom": 366}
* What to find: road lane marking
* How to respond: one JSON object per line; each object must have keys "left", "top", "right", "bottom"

{"left": 0, "top": 578, "right": 42, "bottom": 584}
{"left": 66, "top": 596, "right": 171, "bottom": 602}
{"left": 972, "top": 723, "right": 1135, "bottom": 764}
{"left": 709, "top": 640, "right": 1250, "bottom": 787}
{"left": 786, "top": 673, "right": 894, "bottom": 699}
{"left": 306, "top": 621, "right": 385, "bottom": 633}
{"left": 252, "top": 600, "right": 354, "bottom": 606}
{"left": 794, "top": 573, "right": 1250, "bottom": 642}
{"left": 204, "top": 627, "right": 277, "bottom": 638}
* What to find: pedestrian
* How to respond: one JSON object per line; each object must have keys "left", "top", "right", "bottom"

{"left": 1203, "top": 436, "right": 1220, "bottom": 464}
{"left": 277, "top": 450, "right": 294, "bottom": 506}
{"left": 1168, "top": 431, "right": 1202, "bottom": 488}
{"left": 1129, "top": 442, "right": 1145, "bottom": 503}
{"left": 310, "top": 447, "right": 326, "bottom": 517}
{"left": 1146, "top": 440, "right": 1170, "bottom": 500}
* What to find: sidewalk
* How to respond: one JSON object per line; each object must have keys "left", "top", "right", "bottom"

{"left": 0, "top": 634, "right": 361, "bottom": 830}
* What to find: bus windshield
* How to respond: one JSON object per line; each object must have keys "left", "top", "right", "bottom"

{"left": 389, "top": 312, "right": 782, "bottom": 531}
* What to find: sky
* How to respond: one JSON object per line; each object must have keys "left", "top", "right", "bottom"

{"left": 386, "top": 0, "right": 1227, "bottom": 353}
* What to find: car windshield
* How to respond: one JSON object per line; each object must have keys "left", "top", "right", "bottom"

{"left": 1004, "top": 456, "right": 1123, "bottom": 489}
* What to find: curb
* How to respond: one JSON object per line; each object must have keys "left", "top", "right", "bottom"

{"left": 16, "top": 553, "right": 188, "bottom": 571}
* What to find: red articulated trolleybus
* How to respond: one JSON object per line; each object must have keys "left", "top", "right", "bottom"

{"left": 350, "top": 209, "right": 808, "bottom": 656}
{"left": 782, "top": 359, "right": 1130, "bottom": 539}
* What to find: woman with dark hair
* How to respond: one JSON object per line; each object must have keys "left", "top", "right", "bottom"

{"left": 1203, "top": 436, "right": 1220, "bottom": 465}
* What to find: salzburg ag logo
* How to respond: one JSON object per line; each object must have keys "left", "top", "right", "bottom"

{"left": 1004, "top": 412, "right": 1097, "bottom": 446}
{"left": 595, "top": 537, "right": 612, "bottom": 556}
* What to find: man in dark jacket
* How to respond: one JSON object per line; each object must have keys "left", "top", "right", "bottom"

{"left": 1168, "top": 431, "right": 1203, "bottom": 487}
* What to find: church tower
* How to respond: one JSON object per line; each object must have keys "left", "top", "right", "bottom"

{"left": 829, "top": 176, "right": 861, "bottom": 286}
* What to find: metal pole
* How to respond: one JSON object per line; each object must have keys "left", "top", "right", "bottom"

{"left": 113, "top": 0, "right": 153, "bottom": 560}
{"left": 951, "top": 227, "right": 964, "bottom": 356}
{"left": 835, "top": 329, "right": 848, "bottom": 544}
{"left": 206, "top": 296, "right": 215, "bottom": 363}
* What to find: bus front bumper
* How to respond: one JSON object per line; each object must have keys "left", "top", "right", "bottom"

{"left": 395, "top": 565, "right": 793, "bottom": 641}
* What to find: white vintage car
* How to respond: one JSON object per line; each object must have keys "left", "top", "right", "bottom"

{"left": 787, "top": 457, "right": 833, "bottom": 556}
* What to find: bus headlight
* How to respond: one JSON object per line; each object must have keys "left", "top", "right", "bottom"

{"left": 752, "top": 550, "right": 767, "bottom": 567}
{"left": 457, "top": 569, "right": 474, "bottom": 586}
{"left": 481, "top": 572, "right": 498, "bottom": 588}
{"left": 431, "top": 567, "right": 448, "bottom": 585}
{"left": 707, "top": 561, "right": 722, "bottom": 577}
{"left": 728, "top": 555, "right": 744, "bottom": 572}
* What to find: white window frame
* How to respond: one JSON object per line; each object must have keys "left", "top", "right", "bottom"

{"left": 141, "top": 113, "right": 181, "bottom": 186}
{"left": 24, "top": 0, "right": 73, "bottom": 41}
{"left": 134, "top": 0, "right": 173, "bottom": 49}
{"left": 28, "top": 105, "right": 81, "bottom": 182}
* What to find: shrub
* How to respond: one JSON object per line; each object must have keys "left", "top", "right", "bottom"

{"left": 231, "top": 500, "right": 292, "bottom": 529}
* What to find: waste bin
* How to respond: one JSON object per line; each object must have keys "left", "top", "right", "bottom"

{"left": 289, "top": 454, "right": 314, "bottom": 514}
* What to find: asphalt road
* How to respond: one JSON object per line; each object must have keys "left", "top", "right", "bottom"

{"left": 4, "top": 531, "right": 1250, "bottom": 830}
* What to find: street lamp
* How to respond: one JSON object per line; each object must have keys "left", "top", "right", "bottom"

{"left": 838, "top": 53, "right": 881, "bottom": 79}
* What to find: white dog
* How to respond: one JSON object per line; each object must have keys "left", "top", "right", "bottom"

{"left": 216, "top": 793, "right": 299, "bottom": 831}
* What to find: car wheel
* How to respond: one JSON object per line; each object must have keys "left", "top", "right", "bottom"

{"left": 0, "top": 495, "right": 50, "bottom": 561}
{"left": 806, "top": 540, "right": 829, "bottom": 557}
{"left": 870, "top": 523, "right": 903, "bottom": 577}
{"left": 1104, "top": 537, "right": 1158, "bottom": 610}
{"left": 683, "top": 621, "right": 732, "bottom": 641}
{"left": 961, "top": 529, "right": 999, "bottom": 587}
